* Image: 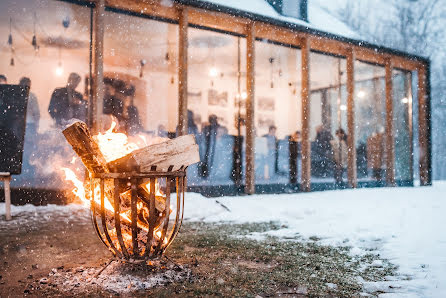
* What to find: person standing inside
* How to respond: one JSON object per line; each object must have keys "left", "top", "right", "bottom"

{"left": 19, "top": 77, "right": 40, "bottom": 175}
{"left": 263, "top": 125, "right": 278, "bottom": 180}
{"left": 200, "top": 114, "right": 219, "bottom": 178}
{"left": 0, "top": 74, "right": 7, "bottom": 84}
{"left": 48, "top": 73, "right": 85, "bottom": 126}
{"left": 331, "top": 128, "right": 348, "bottom": 186}
{"left": 289, "top": 130, "right": 301, "bottom": 185}
{"left": 19, "top": 77, "right": 40, "bottom": 135}
{"left": 122, "top": 84, "right": 142, "bottom": 135}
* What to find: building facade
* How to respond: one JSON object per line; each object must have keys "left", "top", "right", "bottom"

{"left": 0, "top": 0, "right": 431, "bottom": 196}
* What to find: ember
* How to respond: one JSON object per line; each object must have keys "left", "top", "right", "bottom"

{"left": 62, "top": 121, "right": 199, "bottom": 261}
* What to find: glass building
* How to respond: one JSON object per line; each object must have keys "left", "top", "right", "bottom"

{"left": 0, "top": 0, "right": 431, "bottom": 196}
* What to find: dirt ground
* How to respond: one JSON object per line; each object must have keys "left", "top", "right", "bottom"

{"left": 0, "top": 206, "right": 396, "bottom": 297}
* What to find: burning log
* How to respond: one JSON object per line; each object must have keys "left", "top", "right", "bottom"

{"left": 62, "top": 121, "right": 109, "bottom": 174}
{"left": 108, "top": 135, "right": 200, "bottom": 173}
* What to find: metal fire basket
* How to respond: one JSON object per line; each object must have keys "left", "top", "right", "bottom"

{"left": 89, "top": 170, "right": 186, "bottom": 261}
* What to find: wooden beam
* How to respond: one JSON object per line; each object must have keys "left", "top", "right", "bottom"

{"left": 188, "top": 8, "right": 248, "bottom": 36}
{"left": 105, "top": 0, "right": 179, "bottom": 20}
{"left": 177, "top": 8, "right": 188, "bottom": 136}
{"left": 301, "top": 37, "right": 311, "bottom": 192}
{"left": 254, "top": 23, "right": 303, "bottom": 47}
{"left": 406, "top": 72, "right": 414, "bottom": 182}
{"left": 104, "top": 0, "right": 423, "bottom": 73}
{"left": 92, "top": 0, "right": 105, "bottom": 133}
{"left": 245, "top": 22, "right": 255, "bottom": 195}
{"left": 418, "top": 65, "right": 431, "bottom": 186}
{"left": 346, "top": 48, "right": 357, "bottom": 188}
{"left": 385, "top": 58, "right": 395, "bottom": 186}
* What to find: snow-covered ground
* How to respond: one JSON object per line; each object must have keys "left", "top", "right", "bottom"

{"left": 2, "top": 183, "right": 445, "bottom": 296}
{"left": 184, "top": 182, "right": 446, "bottom": 297}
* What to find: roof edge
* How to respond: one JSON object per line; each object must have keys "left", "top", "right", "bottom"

{"left": 173, "top": 0, "right": 429, "bottom": 64}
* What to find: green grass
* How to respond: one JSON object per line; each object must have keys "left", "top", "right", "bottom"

{"left": 142, "top": 222, "right": 397, "bottom": 297}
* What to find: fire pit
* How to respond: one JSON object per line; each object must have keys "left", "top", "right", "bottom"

{"left": 90, "top": 170, "right": 185, "bottom": 260}
{"left": 62, "top": 121, "right": 199, "bottom": 261}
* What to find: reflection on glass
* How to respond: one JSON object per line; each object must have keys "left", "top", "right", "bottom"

{"left": 310, "top": 52, "right": 347, "bottom": 186}
{"left": 104, "top": 12, "right": 178, "bottom": 136}
{"left": 354, "top": 61, "right": 386, "bottom": 182}
{"left": 393, "top": 69, "right": 412, "bottom": 183}
{"left": 187, "top": 28, "right": 246, "bottom": 186}
{"left": 0, "top": 0, "right": 90, "bottom": 188}
{"left": 254, "top": 41, "right": 301, "bottom": 186}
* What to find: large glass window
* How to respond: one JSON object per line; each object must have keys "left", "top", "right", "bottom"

{"left": 310, "top": 52, "right": 347, "bottom": 186}
{"left": 393, "top": 69, "right": 412, "bottom": 183}
{"left": 187, "top": 28, "right": 246, "bottom": 186}
{"left": 254, "top": 41, "right": 301, "bottom": 187}
{"left": 1, "top": 0, "right": 91, "bottom": 188}
{"left": 354, "top": 61, "right": 386, "bottom": 183}
{"left": 104, "top": 12, "right": 178, "bottom": 136}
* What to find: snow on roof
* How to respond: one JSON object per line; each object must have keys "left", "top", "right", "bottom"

{"left": 195, "top": 0, "right": 359, "bottom": 40}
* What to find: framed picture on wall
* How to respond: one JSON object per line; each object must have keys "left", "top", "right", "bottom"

{"left": 208, "top": 89, "right": 228, "bottom": 107}
{"left": 188, "top": 90, "right": 202, "bottom": 106}
{"left": 257, "top": 96, "right": 275, "bottom": 112}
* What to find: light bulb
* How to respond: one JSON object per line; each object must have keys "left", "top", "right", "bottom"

{"left": 357, "top": 90, "right": 366, "bottom": 98}
{"left": 340, "top": 104, "right": 347, "bottom": 111}
{"left": 241, "top": 91, "right": 247, "bottom": 100}
{"left": 55, "top": 63, "right": 63, "bottom": 76}
{"left": 401, "top": 97, "right": 409, "bottom": 104}
{"left": 209, "top": 67, "right": 218, "bottom": 78}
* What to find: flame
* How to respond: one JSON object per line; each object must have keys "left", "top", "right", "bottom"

{"left": 63, "top": 121, "right": 169, "bottom": 255}
{"left": 94, "top": 121, "right": 140, "bottom": 162}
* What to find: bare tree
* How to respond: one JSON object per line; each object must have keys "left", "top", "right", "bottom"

{"left": 336, "top": 0, "right": 446, "bottom": 179}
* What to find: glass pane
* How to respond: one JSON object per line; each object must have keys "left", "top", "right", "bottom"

{"left": 393, "top": 69, "right": 412, "bottom": 183}
{"left": 104, "top": 12, "right": 178, "bottom": 136}
{"left": 254, "top": 41, "right": 301, "bottom": 186}
{"left": 310, "top": 52, "right": 347, "bottom": 186}
{"left": 354, "top": 61, "right": 386, "bottom": 183}
{"left": 187, "top": 28, "right": 246, "bottom": 186}
{"left": 0, "top": 0, "right": 91, "bottom": 188}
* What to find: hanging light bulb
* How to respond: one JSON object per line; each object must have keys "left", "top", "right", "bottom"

{"left": 241, "top": 91, "right": 247, "bottom": 100}
{"left": 357, "top": 89, "right": 366, "bottom": 98}
{"left": 139, "top": 59, "right": 147, "bottom": 78}
{"left": 209, "top": 67, "right": 218, "bottom": 78}
{"left": 8, "top": 17, "right": 13, "bottom": 46}
{"left": 32, "top": 12, "right": 39, "bottom": 52}
{"left": 55, "top": 61, "right": 63, "bottom": 76}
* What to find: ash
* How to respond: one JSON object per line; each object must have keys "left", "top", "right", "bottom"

{"left": 34, "top": 259, "right": 193, "bottom": 295}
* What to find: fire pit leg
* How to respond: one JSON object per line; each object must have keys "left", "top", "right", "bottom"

{"left": 145, "top": 178, "right": 156, "bottom": 258}
{"left": 99, "top": 178, "right": 121, "bottom": 258}
{"left": 131, "top": 178, "right": 138, "bottom": 256}
{"left": 114, "top": 180, "right": 130, "bottom": 259}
